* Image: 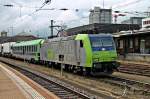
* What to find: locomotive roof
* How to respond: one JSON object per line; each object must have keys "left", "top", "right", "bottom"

{"left": 46, "top": 34, "right": 113, "bottom": 42}
{"left": 13, "top": 39, "right": 44, "bottom": 47}
{"left": 47, "top": 35, "right": 76, "bottom": 42}
{"left": 88, "top": 34, "right": 113, "bottom": 37}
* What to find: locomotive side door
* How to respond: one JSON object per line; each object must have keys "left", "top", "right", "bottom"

{"left": 75, "top": 40, "right": 80, "bottom": 63}
{"left": 75, "top": 40, "right": 85, "bottom": 66}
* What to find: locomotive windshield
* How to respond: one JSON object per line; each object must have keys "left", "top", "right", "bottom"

{"left": 101, "top": 37, "right": 114, "bottom": 46}
{"left": 89, "top": 36, "right": 114, "bottom": 47}
{"left": 89, "top": 37, "right": 102, "bottom": 47}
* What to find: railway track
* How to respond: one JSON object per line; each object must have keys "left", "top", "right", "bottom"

{"left": 101, "top": 76, "right": 150, "bottom": 94}
{"left": 118, "top": 63, "right": 150, "bottom": 77}
{"left": 0, "top": 58, "right": 98, "bottom": 99}
{"left": 0, "top": 57, "right": 150, "bottom": 98}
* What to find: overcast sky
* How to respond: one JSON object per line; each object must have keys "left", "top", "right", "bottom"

{"left": 0, "top": 0, "right": 149, "bottom": 37}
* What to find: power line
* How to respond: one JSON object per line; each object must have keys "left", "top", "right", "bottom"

{"left": 29, "top": 0, "right": 52, "bottom": 16}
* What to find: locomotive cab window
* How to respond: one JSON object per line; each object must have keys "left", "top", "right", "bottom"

{"left": 80, "top": 40, "right": 83, "bottom": 47}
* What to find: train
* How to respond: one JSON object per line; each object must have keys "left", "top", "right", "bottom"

{"left": 0, "top": 34, "right": 119, "bottom": 75}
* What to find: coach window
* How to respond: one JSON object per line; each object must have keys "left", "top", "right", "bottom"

{"left": 25, "top": 46, "right": 27, "bottom": 52}
{"left": 26, "top": 46, "right": 28, "bottom": 52}
{"left": 33, "top": 46, "right": 34, "bottom": 52}
{"left": 18, "top": 47, "right": 19, "bottom": 51}
{"left": 18, "top": 47, "right": 19, "bottom": 52}
{"left": 28, "top": 46, "right": 30, "bottom": 52}
{"left": 23, "top": 46, "right": 25, "bottom": 52}
{"left": 28, "top": 46, "right": 29, "bottom": 52}
{"left": 23, "top": 46, "right": 25, "bottom": 51}
{"left": 35, "top": 45, "right": 37, "bottom": 51}
{"left": 23, "top": 46, "right": 26, "bottom": 52}
{"left": 32, "top": 46, "right": 34, "bottom": 52}
{"left": 29, "top": 46, "right": 31, "bottom": 52}
{"left": 34, "top": 46, "right": 36, "bottom": 52}
{"left": 18, "top": 46, "right": 20, "bottom": 52}
{"left": 31, "top": 46, "right": 33, "bottom": 52}
{"left": 36, "top": 45, "right": 37, "bottom": 51}
{"left": 27, "top": 46, "right": 28, "bottom": 52}
{"left": 27, "top": 46, "right": 29, "bottom": 52}
{"left": 30, "top": 46, "right": 31, "bottom": 52}
{"left": 34, "top": 45, "right": 36, "bottom": 52}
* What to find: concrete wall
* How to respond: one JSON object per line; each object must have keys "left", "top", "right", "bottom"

{"left": 120, "top": 53, "right": 150, "bottom": 62}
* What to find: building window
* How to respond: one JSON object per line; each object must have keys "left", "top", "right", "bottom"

{"left": 129, "top": 39, "right": 133, "bottom": 48}
{"left": 119, "top": 40, "right": 123, "bottom": 48}
{"left": 135, "top": 38, "right": 138, "bottom": 46}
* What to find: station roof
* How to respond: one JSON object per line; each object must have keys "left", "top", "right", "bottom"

{"left": 113, "top": 28, "right": 150, "bottom": 37}
{"left": 67, "top": 23, "right": 140, "bottom": 36}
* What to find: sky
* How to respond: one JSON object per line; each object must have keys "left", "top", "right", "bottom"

{"left": 0, "top": 0, "right": 149, "bottom": 37}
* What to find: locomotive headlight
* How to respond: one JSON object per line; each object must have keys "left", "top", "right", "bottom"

{"left": 93, "top": 64, "right": 98, "bottom": 68}
{"left": 102, "top": 48, "right": 105, "bottom": 51}
{"left": 93, "top": 64, "right": 96, "bottom": 67}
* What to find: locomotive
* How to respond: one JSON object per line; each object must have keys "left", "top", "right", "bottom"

{"left": 1, "top": 34, "right": 119, "bottom": 75}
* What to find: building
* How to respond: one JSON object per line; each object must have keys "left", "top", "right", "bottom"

{"left": 114, "top": 17, "right": 150, "bottom": 55}
{"left": 113, "top": 29, "right": 150, "bottom": 55}
{"left": 0, "top": 31, "right": 7, "bottom": 37}
{"left": 142, "top": 17, "right": 150, "bottom": 28}
{"left": 89, "top": 7, "right": 112, "bottom": 24}
{"left": 113, "top": 29, "right": 150, "bottom": 63}
{"left": 121, "top": 17, "right": 145, "bottom": 27}
{"left": 0, "top": 32, "right": 39, "bottom": 44}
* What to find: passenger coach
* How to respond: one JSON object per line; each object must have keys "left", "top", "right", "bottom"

{"left": 12, "top": 39, "right": 44, "bottom": 62}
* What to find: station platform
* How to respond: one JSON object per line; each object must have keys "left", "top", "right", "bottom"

{"left": 0, "top": 62, "right": 59, "bottom": 99}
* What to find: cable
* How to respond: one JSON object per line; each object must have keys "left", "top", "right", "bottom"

{"left": 29, "top": 0, "right": 52, "bottom": 16}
